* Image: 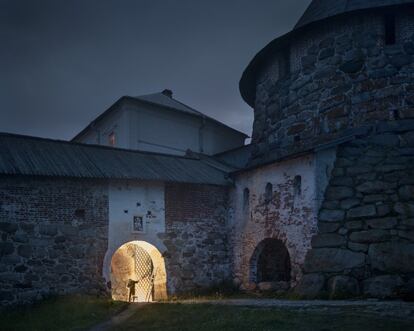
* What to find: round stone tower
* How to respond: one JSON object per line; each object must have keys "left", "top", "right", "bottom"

{"left": 240, "top": 0, "right": 414, "bottom": 165}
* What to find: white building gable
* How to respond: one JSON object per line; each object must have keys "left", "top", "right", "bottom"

{"left": 72, "top": 90, "right": 247, "bottom": 156}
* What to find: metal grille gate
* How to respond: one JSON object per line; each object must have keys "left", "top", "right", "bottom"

{"left": 126, "top": 244, "right": 154, "bottom": 302}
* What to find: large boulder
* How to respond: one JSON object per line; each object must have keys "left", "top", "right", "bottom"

{"left": 311, "top": 234, "right": 346, "bottom": 248}
{"left": 363, "top": 275, "right": 405, "bottom": 298}
{"left": 328, "top": 276, "right": 360, "bottom": 298}
{"left": 349, "top": 230, "right": 391, "bottom": 244}
{"left": 304, "top": 248, "right": 365, "bottom": 273}
{"left": 294, "top": 274, "right": 325, "bottom": 298}
{"left": 369, "top": 241, "right": 414, "bottom": 273}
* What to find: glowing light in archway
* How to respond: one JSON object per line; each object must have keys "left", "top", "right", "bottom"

{"left": 111, "top": 241, "right": 167, "bottom": 302}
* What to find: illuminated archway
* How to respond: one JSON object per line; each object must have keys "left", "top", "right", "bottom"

{"left": 110, "top": 241, "right": 167, "bottom": 302}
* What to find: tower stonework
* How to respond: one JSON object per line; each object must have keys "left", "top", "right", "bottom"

{"left": 238, "top": 0, "right": 414, "bottom": 298}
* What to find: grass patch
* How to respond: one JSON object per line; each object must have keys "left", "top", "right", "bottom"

{"left": 114, "top": 304, "right": 413, "bottom": 331}
{"left": 0, "top": 294, "right": 127, "bottom": 331}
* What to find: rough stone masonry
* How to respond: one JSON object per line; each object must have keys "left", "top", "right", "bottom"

{"left": 2, "top": 0, "right": 414, "bottom": 306}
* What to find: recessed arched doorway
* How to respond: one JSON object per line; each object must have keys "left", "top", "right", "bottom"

{"left": 110, "top": 241, "right": 167, "bottom": 302}
{"left": 249, "top": 238, "right": 291, "bottom": 287}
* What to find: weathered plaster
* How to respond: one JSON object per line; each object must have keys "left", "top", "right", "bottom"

{"left": 229, "top": 151, "right": 335, "bottom": 289}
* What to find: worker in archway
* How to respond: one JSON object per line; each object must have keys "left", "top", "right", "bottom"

{"left": 127, "top": 279, "right": 139, "bottom": 302}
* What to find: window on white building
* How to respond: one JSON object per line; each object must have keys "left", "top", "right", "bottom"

{"left": 109, "top": 132, "right": 116, "bottom": 147}
{"left": 294, "top": 176, "right": 302, "bottom": 197}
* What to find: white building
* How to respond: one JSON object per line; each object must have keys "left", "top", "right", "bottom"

{"left": 72, "top": 89, "right": 247, "bottom": 156}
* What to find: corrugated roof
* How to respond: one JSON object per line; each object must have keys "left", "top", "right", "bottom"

{"left": 0, "top": 133, "right": 232, "bottom": 186}
{"left": 214, "top": 144, "right": 254, "bottom": 170}
{"left": 240, "top": 0, "right": 414, "bottom": 107}
{"left": 295, "top": 0, "right": 414, "bottom": 29}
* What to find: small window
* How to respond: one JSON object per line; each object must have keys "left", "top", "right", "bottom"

{"left": 243, "top": 188, "right": 250, "bottom": 210}
{"left": 108, "top": 132, "right": 116, "bottom": 146}
{"left": 384, "top": 14, "right": 396, "bottom": 45}
{"left": 294, "top": 176, "right": 302, "bottom": 197}
{"left": 265, "top": 183, "right": 273, "bottom": 203}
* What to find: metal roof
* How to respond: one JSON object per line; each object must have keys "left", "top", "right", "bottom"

{"left": 0, "top": 133, "right": 232, "bottom": 186}
{"left": 240, "top": 0, "right": 414, "bottom": 107}
{"left": 135, "top": 92, "right": 204, "bottom": 117}
{"left": 295, "top": 0, "right": 414, "bottom": 29}
{"left": 72, "top": 92, "right": 247, "bottom": 142}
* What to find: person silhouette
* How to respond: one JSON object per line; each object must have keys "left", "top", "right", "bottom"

{"left": 127, "top": 279, "right": 139, "bottom": 302}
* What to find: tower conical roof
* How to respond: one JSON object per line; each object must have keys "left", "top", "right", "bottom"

{"left": 240, "top": 0, "right": 414, "bottom": 107}
{"left": 295, "top": 0, "right": 414, "bottom": 30}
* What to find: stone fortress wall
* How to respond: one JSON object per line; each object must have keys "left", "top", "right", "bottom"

{"left": 0, "top": 177, "right": 109, "bottom": 306}
{"left": 298, "top": 121, "right": 414, "bottom": 299}
{"left": 0, "top": 179, "right": 231, "bottom": 306}
{"left": 251, "top": 10, "right": 414, "bottom": 165}
{"left": 228, "top": 150, "right": 336, "bottom": 292}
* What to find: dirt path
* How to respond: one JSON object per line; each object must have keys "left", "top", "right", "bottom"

{"left": 88, "top": 303, "right": 147, "bottom": 331}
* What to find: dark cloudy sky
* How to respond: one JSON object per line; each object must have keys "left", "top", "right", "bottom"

{"left": 0, "top": 0, "right": 310, "bottom": 140}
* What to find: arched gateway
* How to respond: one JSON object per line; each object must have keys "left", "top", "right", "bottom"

{"left": 250, "top": 239, "right": 291, "bottom": 288}
{"left": 110, "top": 241, "right": 167, "bottom": 302}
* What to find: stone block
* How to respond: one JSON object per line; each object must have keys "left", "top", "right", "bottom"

{"left": 348, "top": 242, "right": 368, "bottom": 253}
{"left": 356, "top": 181, "right": 395, "bottom": 194}
{"left": 363, "top": 275, "right": 404, "bottom": 298}
{"left": 304, "top": 248, "right": 365, "bottom": 273}
{"left": 398, "top": 230, "right": 414, "bottom": 241}
{"left": 376, "top": 204, "right": 392, "bottom": 217}
{"left": 363, "top": 194, "right": 388, "bottom": 203}
{"left": 394, "top": 202, "right": 414, "bottom": 217}
{"left": 13, "top": 234, "right": 29, "bottom": 243}
{"left": 319, "top": 209, "right": 345, "bottom": 222}
{"left": 399, "top": 186, "right": 414, "bottom": 201}
{"left": 0, "top": 291, "right": 15, "bottom": 302}
{"left": 347, "top": 205, "right": 377, "bottom": 219}
{"left": 340, "top": 199, "right": 361, "bottom": 210}
{"left": 345, "top": 220, "right": 364, "bottom": 230}
{"left": 369, "top": 241, "right": 414, "bottom": 273}
{"left": 325, "top": 186, "right": 354, "bottom": 200}
{"left": 294, "top": 274, "right": 325, "bottom": 298}
{"left": 369, "top": 134, "right": 400, "bottom": 147}
{"left": 312, "top": 234, "right": 346, "bottom": 248}
{"left": 39, "top": 225, "right": 57, "bottom": 237}
{"left": 0, "top": 222, "right": 18, "bottom": 234}
{"left": 330, "top": 177, "right": 354, "bottom": 187}
{"left": 367, "top": 217, "right": 397, "bottom": 229}
{"left": 0, "top": 242, "right": 14, "bottom": 257}
{"left": 339, "top": 59, "right": 364, "bottom": 74}
{"left": 318, "top": 222, "right": 341, "bottom": 233}
{"left": 328, "top": 276, "right": 360, "bottom": 298}
{"left": 347, "top": 165, "right": 373, "bottom": 175}
{"left": 349, "top": 230, "right": 390, "bottom": 243}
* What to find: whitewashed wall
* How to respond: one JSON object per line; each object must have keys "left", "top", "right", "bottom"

{"left": 102, "top": 180, "right": 166, "bottom": 283}
{"left": 229, "top": 149, "right": 336, "bottom": 289}
{"left": 75, "top": 99, "right": 245, "bottom": 156}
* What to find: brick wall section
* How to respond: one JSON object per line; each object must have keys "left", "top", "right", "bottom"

{"left": 0, "top": 177, "right": 109, "bottom": 306}
{"left": 164, "top": 183, "right": 230, "bottom": 293}
{"left": 296, "top": 122, "right": 414, "bottom": 299}
{"left": 251, "top": 12, "right": 414, "bottom": 166}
